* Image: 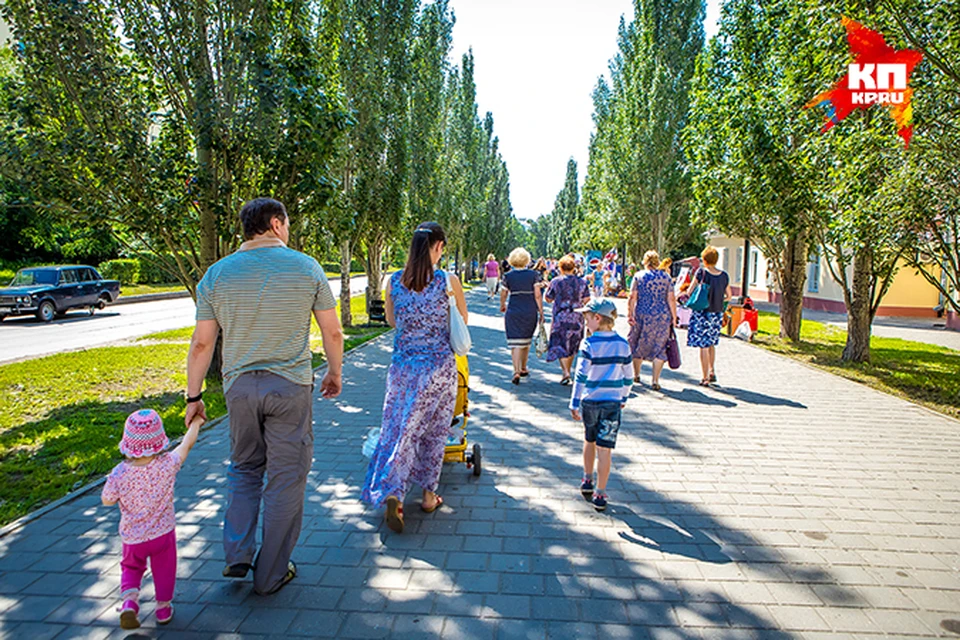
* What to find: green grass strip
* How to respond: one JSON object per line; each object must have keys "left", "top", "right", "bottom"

{"left": 0, "top": 293, "right": 388, "bottom": 526}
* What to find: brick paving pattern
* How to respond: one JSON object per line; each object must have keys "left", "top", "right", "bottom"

{"left": 1, "top": 287, "right": 959, "bottom": 639}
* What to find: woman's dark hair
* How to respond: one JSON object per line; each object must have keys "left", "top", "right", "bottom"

{"left": 240, "top": 198, "right": 288, "bottom": 240}
{"left": 401, "top": 221, "right": 446, "bottom": 292}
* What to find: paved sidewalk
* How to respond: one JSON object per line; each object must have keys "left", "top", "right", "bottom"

{"left": 1, "top": 286, "right": 959, "bottom": 639}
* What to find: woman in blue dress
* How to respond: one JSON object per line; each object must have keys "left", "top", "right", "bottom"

{"left": 687, "top": 246, "right": 731, "bottom": 386}
{"left": 361, "top": 222, "right": 468, "bottom": 533}
{"left": 544, "top": 255, "right": 590, "bottom": 385}
{"left": 500, "top": 247, "right": 542, "bottom": 385}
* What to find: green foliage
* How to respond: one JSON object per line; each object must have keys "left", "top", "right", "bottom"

{"left": 320, "top": 261, "right": 364, "bottom": 274}
{"left": 98, "top": 259, "right": 140, "bottom": 285}
{"left": 3, "top": 0, "right": 348, "bottom": 295}
{"left": 580, "top": 0, "right": 706, "bottom": 257}
{"left": 539, "top": 159, "right": 581, "bottom": 256}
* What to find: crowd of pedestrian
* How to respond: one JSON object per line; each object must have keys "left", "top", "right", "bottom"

{"left": 98, "top": 196, "right": 733, "bottom": 628}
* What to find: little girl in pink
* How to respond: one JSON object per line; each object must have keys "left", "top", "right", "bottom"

{"left": 102, "top": 409, "right": 203, "bottom": 629}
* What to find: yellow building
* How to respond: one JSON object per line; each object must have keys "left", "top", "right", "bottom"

{"left": 709, "top": 234, "right": 947, "bottom": 319}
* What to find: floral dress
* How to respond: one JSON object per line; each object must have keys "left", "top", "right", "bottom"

{"left": 544, "top": 275, "right": 589, "bottom": 361}
{"left": 362, "top": 270, "right": 456, "bottom": 507}
{"left": 627, "top": 269, "right": 672, "bottom": 361}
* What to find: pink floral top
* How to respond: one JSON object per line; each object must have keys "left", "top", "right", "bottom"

{"left": 102, "top": 451, "right": 182, "bottom": 544}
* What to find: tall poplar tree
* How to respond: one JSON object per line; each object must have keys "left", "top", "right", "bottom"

{"left": 581, "top": 0, "right": 705, "bottom": 256}
{"left": 547, "top": 158, "right": 580, "bottom": 256}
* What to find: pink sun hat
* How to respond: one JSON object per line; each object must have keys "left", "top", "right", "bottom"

{"left": 119, "top": 409, "right": 170, "bottom": 458}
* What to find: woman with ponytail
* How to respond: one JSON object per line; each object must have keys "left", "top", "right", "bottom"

{"left": 361, "top": 222, "right": 468, "bottom": 533}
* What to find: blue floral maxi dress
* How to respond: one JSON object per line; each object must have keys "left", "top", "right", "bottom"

{"left": 627, "top": 269, "right": 673, "bottom": 362}
{"left": 362, "top": 270, "right": 456, "bottom": 507}
{"left": 544, "top": 275, "right": 589, "bottom": 361}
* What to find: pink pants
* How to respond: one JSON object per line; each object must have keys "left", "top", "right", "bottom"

{"left": 120, "top": 530, "right": 176, "bottom": 603}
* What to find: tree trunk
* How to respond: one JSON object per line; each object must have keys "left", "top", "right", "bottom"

{"left": 778, "top": 233, "right": 807, "bottom": 342}
{"left": 365, "top": 234, "right": 384, "bottom": 311}
{"left": 340, "top": 238, "right": 352, "bottom": 328}
{"left": 205, "top": 330, "right": 223, "bottom": 384}
{"left": 842, "top": 247, "right": 873, "bottom": 363}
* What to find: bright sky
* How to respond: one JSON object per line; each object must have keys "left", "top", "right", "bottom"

{"left": 448, "top": 0, "right": 722, "bottom": 221}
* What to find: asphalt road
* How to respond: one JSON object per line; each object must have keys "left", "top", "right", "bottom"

{"left": 0, "top": 276, "right": 370, "bottom": 365}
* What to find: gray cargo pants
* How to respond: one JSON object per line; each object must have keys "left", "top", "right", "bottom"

{"left": 223, "top": 371, "right": 313, "bottom": 594}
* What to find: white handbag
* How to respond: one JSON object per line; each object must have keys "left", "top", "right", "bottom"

{"left": 445, "top": 271, "right": 472, "bottom": 356}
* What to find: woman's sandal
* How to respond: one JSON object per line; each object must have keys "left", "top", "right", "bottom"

{"left": 699, "top": 379, "right": 711, "bottom": 387}
{"left": 421, "top": 494, "right": 444, "bottom": 513}
{"left": 519, "top": 370, "right": 530, "bottom": 377}
{"left": 560, "top": 376, "right": 571, "bottom": 386}
{"left": 512, "top": 374, "right": 521, "bottom": 385}
{"left": 385, "top": 496, "right": 404, "bottom": 533}
{"left": 651, "top": 383, "right": 661, "bottom": 391}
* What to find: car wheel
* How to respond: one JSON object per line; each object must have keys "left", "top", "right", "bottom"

{"left": 36, "top": 300, "right": 56, "bottom": 323}
{"left": 97, "top": 295, "right": 109, "bottom": 310}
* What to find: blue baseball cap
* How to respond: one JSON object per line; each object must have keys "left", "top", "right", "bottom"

{"left": 574, "top": 298, "right": 617, "bottom": 319}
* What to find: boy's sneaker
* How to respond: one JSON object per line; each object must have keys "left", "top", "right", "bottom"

{"left": 119, "top": 600, "right": 140, "bottom": 630}
{"left": 580, "top": 476, "right": 594, "bottom": 500}
{"left": 156, "top": 604, "right": 174, "bottom": 625}
{"left": 592, "top": 490, "right": 608, "bottom": 512}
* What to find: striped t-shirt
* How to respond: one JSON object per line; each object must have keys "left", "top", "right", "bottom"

{"left": 196, "top": 245, "right": 336, "bottom": 392}
{"left": 569, "top": 330, "right": 633, "bottom": 410}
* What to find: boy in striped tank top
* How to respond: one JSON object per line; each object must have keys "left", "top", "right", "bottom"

{"left": 569, "top": 299, "right": 633, "bottom": 511}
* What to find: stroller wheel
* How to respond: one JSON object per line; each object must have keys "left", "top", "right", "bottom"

{"left": 472, "top": 444, "right": 482, "bottom": 476}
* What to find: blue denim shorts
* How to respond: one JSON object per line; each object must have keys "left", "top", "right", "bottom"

{"left": 581, "top": 400, "right": 622, "bottom": 449}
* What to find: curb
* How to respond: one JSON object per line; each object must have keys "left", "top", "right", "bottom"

{"left": 113, "top": 291, "right": 191, "bottom": 305}
{"left": 0, "top": 324, "right": 395, "bottom": 540}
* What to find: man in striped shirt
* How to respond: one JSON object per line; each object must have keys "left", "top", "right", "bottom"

{"left": 185, "top": 198, "right": 344, "bottom": 595}
{"left": 569, "top": 298, "right": 632, "bottom": 511}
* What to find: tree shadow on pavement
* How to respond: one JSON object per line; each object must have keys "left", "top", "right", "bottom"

{"left": 708, "top": 386, "right": 807, "bottom": 409}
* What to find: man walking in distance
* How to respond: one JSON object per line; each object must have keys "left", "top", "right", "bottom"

{"left": 184, "top": 198, "right": 344, "bottom": 595}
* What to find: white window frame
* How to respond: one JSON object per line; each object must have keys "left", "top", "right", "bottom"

{"left": 808, "top": 252, "right": 820, "bottom": 293}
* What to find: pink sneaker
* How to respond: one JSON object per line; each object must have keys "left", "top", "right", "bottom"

{"left": 156, "top": 603, "right": 174, "bottom": 625}
{"left": 119, "top": 599, "right": 140, "bottom": 629}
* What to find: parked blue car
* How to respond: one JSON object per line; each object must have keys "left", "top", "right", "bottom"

{"left": 0, "top": 265, "right": 121, "bottom": 322}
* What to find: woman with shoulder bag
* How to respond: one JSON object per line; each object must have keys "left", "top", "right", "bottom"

{"left": 686, "top": 246, "right": 731, "bottom": 387}
{"left": 627, "top": 250, "right": 678, "bottom": 390}
{"left": 361, "top": 222, "right": 468, "bottom": 533}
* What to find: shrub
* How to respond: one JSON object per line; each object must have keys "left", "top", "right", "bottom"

{"left": 99, "top": 259, "right": 140, "bottom": 284}
{"left": 0, "top": 269, "right": 14, "bottom": 285}
{"left": 320, "top": 259, "right": 364, "bottom": 274}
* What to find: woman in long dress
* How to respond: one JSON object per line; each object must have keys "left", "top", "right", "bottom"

{"left": 500, "top": 247, "right": 542, "bottom": 385}
{"left": 361, "top": 222, "right": 468, "bottom": 533}
{"left": 628, "top": 250, "right": 678, "bottom": 390}
{"left": 544, "top": 255, "right": 590, "bottom": 385}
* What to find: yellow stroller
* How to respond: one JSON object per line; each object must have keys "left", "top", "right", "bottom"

{"left": 443, "top": 354, "right": 481, "bottom": 475}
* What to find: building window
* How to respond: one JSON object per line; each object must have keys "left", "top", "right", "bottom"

{"left": 722, "top": 247, "right": 730, "bottom": 273}
{"left": 808, "top": 252, "right": 820, "bottom": 293}
{"left": 750, "top": 249, "right": 759, "bottom": 285}
{"left": 735, "top": 247, "right": 743, "bottom": 284}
